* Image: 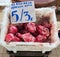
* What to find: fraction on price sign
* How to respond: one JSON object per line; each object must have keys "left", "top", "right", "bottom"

{"left": 10, "top": 1, "right": 36, "bottom": 24}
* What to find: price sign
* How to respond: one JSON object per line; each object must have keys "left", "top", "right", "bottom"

{"left": 11, "top": 1, "right": 36, "bottom": 24}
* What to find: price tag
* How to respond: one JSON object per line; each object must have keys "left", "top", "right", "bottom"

{"left": 11, "top": 1, "right": 36, "bottom": 24}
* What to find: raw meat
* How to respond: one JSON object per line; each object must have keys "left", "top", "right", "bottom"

{"left": 22, "top": 33, "right": 35, "bottom": 42}
{"left": 26, "top": 22, "right": 36, "bottom": 33}
{"left": 9, "top": 25, "right": 18, "bottom": 34}
{"left": 5, "top": 33, "right": 15, "bottom": 42}
{"left": 37, "top": 25, "right": 49, "bottom": 37}
{"left": 36, "top": 35, "right": 46, "bottom": 42}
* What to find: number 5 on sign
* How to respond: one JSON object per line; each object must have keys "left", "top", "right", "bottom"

{"left": 12, "top": 10, "right": 19, "bottom": 22}
{"left": 11, "top": 1, "right": 36, "bottom": 24}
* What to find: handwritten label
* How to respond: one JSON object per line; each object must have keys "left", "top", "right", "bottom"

{"left": 11, "top": 1, "right": 36, "bottom": 24}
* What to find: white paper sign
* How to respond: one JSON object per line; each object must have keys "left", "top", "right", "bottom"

{"left": 11, "top": 1, "right": 36, "bottom": 24}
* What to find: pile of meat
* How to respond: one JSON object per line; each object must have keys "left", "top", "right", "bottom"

{"left": 5, "top": 17, "right": 52, "bottom": 42}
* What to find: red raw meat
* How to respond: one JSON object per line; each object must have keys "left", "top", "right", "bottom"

{"left": 37, "top": 25, "right": 49, "bottom": 37}
{"left": 36, "top": 35, "right": 46, "bottom": 42}
{"left": 44, "top": 23, "right": 52, "bottom": 29}
{"left": 13, "top": 36, "right": 21, "bottom": 42}
{"left": 16, "top": 33, "right": 22, "bottom": 38}
{"left": 26, "top": 22, "right": 36, "bottom": 33}
{"left": 9, "top": 25, "right": 18, "bottom": 34}
{"left": 22, "top": 33, "right": 35, "bottom": 42}
{"left": 5, "top": 33, "right": 15, "bottom": 42}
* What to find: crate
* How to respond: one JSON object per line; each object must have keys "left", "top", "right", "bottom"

{"left": 0, "top": 7, "right": 59, "bottom": 53}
